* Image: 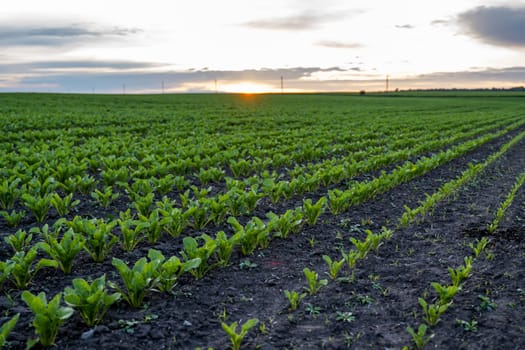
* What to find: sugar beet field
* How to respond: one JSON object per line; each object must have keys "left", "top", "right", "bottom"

{"left": 0, "top": 92, "right": 524, "bottom": 349}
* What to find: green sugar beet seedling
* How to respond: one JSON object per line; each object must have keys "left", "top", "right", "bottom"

{"left": 8, "top": 247, "right": 56, "bottom": 289}
{"left": 64, "top": 274, "right": 121, "bottom": 327}
{"left": 302, "top": 197, "right": 327, "bottom": 225}
{"left": 284, "top": 290, "right": 307, "bottom": 311}
{"left": 418, "top": 297, "right": 450, "bottom": 326}
{"left": 322, "top": 255, "right": 345, "bottom": 280}
{"left": 448, "top": 256, "right": 473, "bottom": 287}
{"left": 180, "top": 235, "right": 217, "bottom": 278}
{"left": 303, "top": 267, "right": 328, "bottom": 295}
{"left": 431, "top": 282, "right": 461, "bottom": 305}
{"left": 38, "top": 228, "right": 85, "bottom": 274}
{"left": 62, "top": 217, "right": 119, "bottom": 263}
{"left": 469, "top": 237, "right": 489, "bottom": 258}
{"left": 90, "top": 186, "right": 120, "bottom": 208}
{"left": 109, "top": 250, "right": 164, "bottom": 307}
{"left": 0, "top": 313, "right": 19, "bottom": 347}
{"left": 151, "top": 250, "right": 201, "bottom": 292}
{"left": 215, "top": 231, "right": 240, "bottom": 267}
{"left": 4, "top": 229, "right": 33, "bottom": 253}
{"left": 406, "top": 324, "right": 433, "bottom": 349}
{"left": 221, "top": 318, "right": 259, "bottom": 350}
{"left": 0, "top": 209, "right": 26, "bottom": 227}
{"left": 21, "top": 291, "right": 74, "bottom": 348}
{"left": 0, "top": 178, "right": 22, "bottom": 210}
{"left": 118, "top": 210, "right": 145, "bottom": 252}
{"left": 22, "top": 193, "right": 52, "bottom": 223}
{"left": 50, "top": 192, "right": 80, "bottom": 216}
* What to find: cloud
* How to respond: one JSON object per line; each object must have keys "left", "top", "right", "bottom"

{"left": 242, "top": 11, "right": 344, "bottom": 31}
{"left": 2, "top": 64, "right": 525, "bottom": 93}
{"left": 0, "top": 65, "right": 352, "bottom": 92}
{"left": 315, "top": 40, "right": 363, "bottom": 49}
{"left": 395, "top": 24, "right": 414, "bottom": 29}
{"left": 0, "top": 25, "right": 142, "bottom": 47}
{"left": 0, "top": 60, "right": 164, "bottom": 74}
{"left": 457, "top": 6, "right": 525, "bottom": 47}
{"left": 430, "top": 19, "right": 449, "bottom": 26}
{"left": 413, "top": 66, "right": 525, "bottom": 83}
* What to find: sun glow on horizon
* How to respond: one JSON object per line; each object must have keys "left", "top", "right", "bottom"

{"left": 220, "top": 82, "right": 276, "bottom": 94}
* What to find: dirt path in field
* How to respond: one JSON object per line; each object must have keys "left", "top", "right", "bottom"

{"left": 2, "top": 126, "right": 525, "bottom": 350}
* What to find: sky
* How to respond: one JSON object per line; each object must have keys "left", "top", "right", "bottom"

{"left": 1, "top": 0, "right": 525, "bottom": 93}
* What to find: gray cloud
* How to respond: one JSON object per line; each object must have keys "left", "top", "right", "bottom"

{"left": 457, "top": 6, "right": 525, "bottom": 47}
{"left": 242, "top": 11, "right": 344, "bottom": 31}
{"left": 315, "top": 40, "right": 363, "bottom": 49}
{"left": 0, "top": 65, "right": 351, "bottom": 92}
{"left": 413, "top": 66, "right": 525, "bottom": 83}
{"left": 0, "top": 60, "right": 164, "bottom": 74}
{"left": 3, "top": 64, "right": 525, "bottom": 93}
{"left": 430, "top": 19, "right": 449, "bottom": 26}
{"left": 0, "top": 25, "right": 142, "bottom": 47}
{"left": 395, "top": 24, "right": 414, "bottom": 29}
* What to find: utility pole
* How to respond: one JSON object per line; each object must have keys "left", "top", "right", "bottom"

{"left": 162, "top": 81, "right": 165, "bottom": 94}
{"left": 386, "top": 75, "right": 389, "bottom": 93}
{"left": 214, "top": 79, "right": 218, "bottom": 93}
{"left": 280, "top": 76, "right": 284, "bottom": 94}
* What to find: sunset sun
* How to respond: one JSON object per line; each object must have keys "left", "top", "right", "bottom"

{"left": 220, "top": 82, "right": 274, "bottom": 94}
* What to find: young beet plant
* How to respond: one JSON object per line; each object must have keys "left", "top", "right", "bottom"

{"left": 284, "top": 290, "right": 307, "bottom": 311}
{"left": 266, "top": 209, "right": 304, "bottom": 239}
{"left": 154, "top": 254, "right": 201, "bottom": 293}
{"left": 62, "top": 217, "right": 119, "bottom": 263}
{"left": 215, "top": 230, "right": 240, "bottom": 267}
{"left": 322, "top": 255, "right": 345, "bottom": 280}
{"left": 469, "top": 237, "right": 489, "bottom": 258}
{"left": 8, "top": 247, "right": 56, "bottom": 289}
{"left": 303, "top": 267, "right": 328, "bottom": 295}
{"left": 109, "top": 251, "right": 163, "bottom": 308}
{"left": 90, "top": 186, "right": 120, "bottom": 208}
{"left": 0, "top": 313, "right": 19, "bottom": 347}
{"left": 0, "top": 209, "right": 26, "bottom": 227}
{"left": 418, "top": 297, "right": 450, "bottom": 326}
{"left": 406, "top": 324, "right": 433, "bottom": 349}
{"left": 180, "top": 235, "right": 217, "bottom": 279}
{"left": 21, "top": 291, "right": 74, "bottom": 348}
{"left": 302, "top": 197, "right": 327, "bottom": 225}
{"left": 221, "top": 318, "right": 259, "bottom": 350}
{"left": 431, "top": 282, "right": 461, "bottom": 305}
{"left": 118, "top": 210, "right": 145, "bottom": 252}
{"left": 22, "top": 193, "right": 52, "bottom": 223}
{"left": 50, "top": 192, "right": 80, "bottom": 216}
{"left": 4, "top": 229, "right": 33, "bottom": 252}
{"left": 64, "top": 274, "right": 121, "bottom": 327}
{"left": 448, "top": 256, "right": 473, "bottom": 287}
{"left": 38, "top": 228, "right": 85, "bottom": 274}
{"left": 0, "top": 178, "right": 22, "bottom": 210}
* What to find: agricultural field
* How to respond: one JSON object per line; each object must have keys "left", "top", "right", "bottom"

{"left": 0, "top": 92, "right": 524, "bottom": 349}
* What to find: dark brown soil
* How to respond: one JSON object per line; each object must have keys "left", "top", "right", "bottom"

{"left": 1, "top": 127, "right": 524, "bottom": 350}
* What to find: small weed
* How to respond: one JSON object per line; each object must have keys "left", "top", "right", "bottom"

{"left": 356, "top": 294, "right": 374, "bottom": 305}
{"left": 456, "top": 319, "right": 478, "bottom": 332}
{"left": 308, "top": 236, "right": 316, "bottom": 248}
{"left": 478, "top": 295, "right": 497, "bottom": 311}
{"left": 305, "top": 303, "right": 321, "bottom": 317}
{"left": 342, "top": 331, "right": 361, "bottom": 348}
{"left": 239, "top": 259, "right": 257, "bottom": 270}
{"left": 335, "top": 311, "right": 355, "bottom": 323}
